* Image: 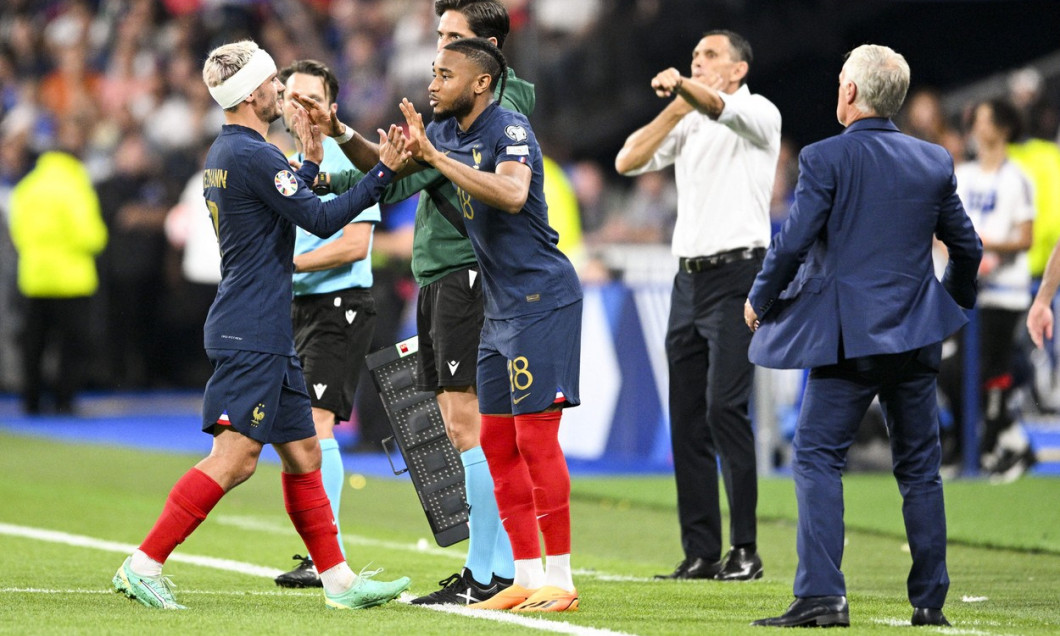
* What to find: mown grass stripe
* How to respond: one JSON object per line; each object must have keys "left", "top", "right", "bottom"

{"left": 0, "top": 522, "right": 634, "bottom": 636}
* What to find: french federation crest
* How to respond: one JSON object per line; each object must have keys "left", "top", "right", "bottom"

{"left": 274, "top": 170, "right": 298, "bottom": 196}
{"left": 504, "top": 125, "right": 527, "bottom": 142}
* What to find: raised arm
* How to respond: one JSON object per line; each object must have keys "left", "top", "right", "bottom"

{"left": 615, "top": 97, "right": 691, "bottom": 175}
{"left": 289, "top": 90, "right": 382, "bottom": 173}
{"left": 399, "top": 98, "right": 530, "bottom": 214}
{"left": 1029, "top": 240, "right": 1060, "bottom": 348}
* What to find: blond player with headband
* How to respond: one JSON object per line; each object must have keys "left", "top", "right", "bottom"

{"left": 111, "top": 40, "right": 412, "bottom": 611}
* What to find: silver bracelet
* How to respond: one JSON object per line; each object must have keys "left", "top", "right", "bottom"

{"left": 333, "top": 125, "right": 354, "bottom": 145}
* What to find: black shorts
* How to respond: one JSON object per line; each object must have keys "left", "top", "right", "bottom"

{"left": 291, "top": 287, "right": 376, "bottom": 421}
{"left": 416, "top": 267, "right": 483, "bottom": 391}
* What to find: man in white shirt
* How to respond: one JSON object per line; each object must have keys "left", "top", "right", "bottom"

{"left": 615, "top": 29, "right": 781, "bottom": 581}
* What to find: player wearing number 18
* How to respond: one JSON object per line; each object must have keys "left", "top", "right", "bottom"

{"left": 399, "top": 37, "right": 582, "bottom": 612}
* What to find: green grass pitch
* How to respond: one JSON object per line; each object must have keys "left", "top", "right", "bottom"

{"left": 1, "top": 431, "right": 1058, "bottom": 635}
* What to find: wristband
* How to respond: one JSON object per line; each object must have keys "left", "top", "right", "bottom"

{"left": 333, "top": 125, "right": 354, "bottom": 145}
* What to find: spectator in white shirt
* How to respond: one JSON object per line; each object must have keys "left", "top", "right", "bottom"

{"left": 939, "top": 97, "right": 1037, "bottom": 481}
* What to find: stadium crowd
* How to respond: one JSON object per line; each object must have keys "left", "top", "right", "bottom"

{"left": 1, "top": 0, "right": 1059, "bottom": 481}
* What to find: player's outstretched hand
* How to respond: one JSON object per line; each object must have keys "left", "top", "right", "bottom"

{"left": 290, "top": 90, "right": 343, "bottom": 138}
{"left": 377, "top": 125, "right": 410, "bottom": 173}
{"left": 398, "top": 98, "right": 433, "bottom": 163}
{"left": 1027, "top": 301, "right": 1054, "bottom": 349}
{"left": 290, "top": 104, "right": 323, "bottom": 165}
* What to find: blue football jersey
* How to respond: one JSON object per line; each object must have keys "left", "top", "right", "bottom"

{"left": 426, "top": 103, "right": 581, "bottom": 319}
{"left": 202, "top": 124, "right": 393, "bottom": 354}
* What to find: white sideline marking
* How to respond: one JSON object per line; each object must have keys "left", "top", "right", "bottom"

{"left": 0, "top": 522, "right": 637, "bottom": 636}
{"left": 413, "top": 602, "right": 632, "bottom": 635}
{"left": 0, "top": 587, "right": 315, "bottom": 597}
{"left": 871, "top": 618, "right": 1010, "bottom": 635}
{"left": 214, "top": 515, "right": 655, "bottom": 583}
{"left": 0, "top": 522, "right": 282, "bottom": 578}
{"left": 216, "top": 515, "right": 460, "bottom": 560}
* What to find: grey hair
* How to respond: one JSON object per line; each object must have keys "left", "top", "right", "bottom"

{"left": 202, "top": 40, "right": 260, "bottom": 89}
{"left": 843, "top": 44, "right": 910, "bottom": 118}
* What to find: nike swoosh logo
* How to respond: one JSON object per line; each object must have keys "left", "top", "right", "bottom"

{"left": 513, "top": 393, "right": 530, "bottom": 404}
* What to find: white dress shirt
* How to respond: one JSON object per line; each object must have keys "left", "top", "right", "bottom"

{"left": 625, "top": 84, "right": 782, "bottom": 258}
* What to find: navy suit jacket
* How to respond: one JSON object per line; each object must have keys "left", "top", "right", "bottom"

{"left": 747, "top": 118, "right": 982, "bottom": 370}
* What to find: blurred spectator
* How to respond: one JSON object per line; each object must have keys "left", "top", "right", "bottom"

{"left": 769, "top": 136, "right": 798, "bottom": 234}
{"left": 1008, "top": 66, "right": 1059, "bottom": 141}
{"left": 96, "top": 132, "right": 171, "bottom": 388}
{"left": 38, "top": 42, "right": 102, "bottom": 121}
{"left": 162, "top": 155, "right": 222, "bottom": 387}
{"left": 593, "top": 171, "right": 677, "bottom": 245}
{"left": 1, "top": 11, "right": 48, "bottom": 78}
{"left": 0, "top": 45, "right": 19, "bottom": 122}
{"left": 570, "top": 159, "right": 624, "bottom": 238}
{"left": 387, "top": 0, "right": 436, "bottom": 113}
{"left": 899, "top": 86, "right": 964, "bottom": 160}
{"left": 543, "top": 155, "right": 586, "bottom": 268}
{"left": 1006, "top": 70, "right": 1060, "bottom": 282}
{"left": 0, "top": 128, "right": 34, "bottom": 392}
{"left": 938, "top": 99, "right": 1036, "bottom": 480}
{"left": 8, "top": 117, "right": 107, "bottom": 413}
{"left": 338, "top": 28, "right": 395, "bottom": 135}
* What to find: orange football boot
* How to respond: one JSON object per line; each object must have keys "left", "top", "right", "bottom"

{"left": 511, "top": 586, "right": 579, "bottom": 612}
{"left": 467, "top": 584, "right": 535, "bottom": 610}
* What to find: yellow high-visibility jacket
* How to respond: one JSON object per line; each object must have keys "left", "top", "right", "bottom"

{"left": 1009, "top": 138, "right": 1060, "bottom": 277}
{"left": 9, "top": 151, "right": 108, "bottom": 298}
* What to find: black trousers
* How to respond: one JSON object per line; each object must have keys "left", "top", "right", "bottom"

{"left": 21, "top": 296, "right": 92, "bottom": 413}
{"left": 666, "top": 257, "right": 760, "bottom": 561}
{"left": 937, "top": 307, "right": 1023, "bottom": 461}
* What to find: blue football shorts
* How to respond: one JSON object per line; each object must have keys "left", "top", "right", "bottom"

{"left": 201, "top": 348, "right": 315, "bottom": 444}
{"left": 477, "top": 299, "right": 582, "bottom": 415}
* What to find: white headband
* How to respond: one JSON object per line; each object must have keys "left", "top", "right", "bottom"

{"left": 207, "top": 48, "right": 277, "bottom": 109}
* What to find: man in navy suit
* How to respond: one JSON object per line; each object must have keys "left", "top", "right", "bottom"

{"left": 744, "top": 44, "right": 981, "bottom": 628}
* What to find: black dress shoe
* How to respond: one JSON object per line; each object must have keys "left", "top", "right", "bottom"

{"left": 653, "top": 557, "right": 722, "bottom": 580}
{"left": 715, "top": 546, "right": 764, "bottom": 581}
{"left": 912, "top": 607, "right": 950, "bottom": 626}
{"left": 752, "top": 596, "right": 850, "bottom": 627}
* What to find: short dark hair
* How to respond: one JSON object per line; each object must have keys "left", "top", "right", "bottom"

{"left": 974, "top": 98, "right": 1025, "bottom": 143}
{"left": 277, "top": 59, "right": 339, "bottom": 105}
{"left": 435, "top": 0, "right": 510, "bottom": 49}
{"left": 704, "top": 29, "right": 753, "bottom": 67}
{"left": 444, "top": 37, "right": 508, "bottom": 101}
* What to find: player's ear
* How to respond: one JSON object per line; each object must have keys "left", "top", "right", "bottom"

{"left": 475, "top": 72, "right": 492, "bottom": 96}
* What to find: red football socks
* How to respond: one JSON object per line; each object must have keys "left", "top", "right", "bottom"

{"left": 139, "top": 468, "right": 224, "bottom": 563}
{"left": 514, "top": 411, "right": 571, "bottom": 555}
{"left": 282, "top": 469, "right": 344, "bottom": 573}
{"left": 480, "top": 414, "right": 540, "bottom": 559}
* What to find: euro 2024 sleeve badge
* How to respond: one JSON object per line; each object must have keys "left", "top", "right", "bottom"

{"left": 274, "top": 170, "right": 298, "bottom": 196}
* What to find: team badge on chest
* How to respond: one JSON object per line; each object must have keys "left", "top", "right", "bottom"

{"left": 274, "top": 170, "right": 298, "bottom": 196}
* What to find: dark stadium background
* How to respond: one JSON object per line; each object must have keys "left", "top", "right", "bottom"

{"left": 520, "top": 0, "right": 1060, "bottom": 164}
